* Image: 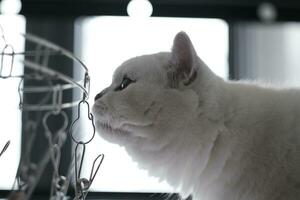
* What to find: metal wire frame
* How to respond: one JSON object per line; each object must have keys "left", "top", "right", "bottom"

{"left": 0, "top": 32, "right": 90, "bottom": 112}
{"left": 0, "top": 29, "right": 104, "bottom": 200}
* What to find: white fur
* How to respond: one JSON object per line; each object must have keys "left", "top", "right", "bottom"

{"left": 92, "top": 32, "right": 300, "bottom": 200}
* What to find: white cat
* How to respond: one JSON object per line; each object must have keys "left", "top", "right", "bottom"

{"left": 92, "top": 32, "right": 300, "bottom": 200}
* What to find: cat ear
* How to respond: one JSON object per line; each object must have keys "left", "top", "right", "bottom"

{"left": 170, "top": 31, "right": 197, "bottom": 86}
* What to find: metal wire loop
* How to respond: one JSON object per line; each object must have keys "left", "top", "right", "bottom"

{"left": 89, "top": 154, "right": 104, "bottom": 188}
{"left": 0, "top": 28, "right": 104, "bottom": 200}
{"left": 0, "top": 44, "right": 15, "bottom": 78}
{"left": 51, "top": 144, "right": 61, "bottom": 177}
{"left": 74, "top": 142, "right": 85, "bottom": 199}
{"left": 52, "top": 84, "right": 63, "bottom": 114}
{"left": 0, "top": 33, "right": 90, "bottom": 111}
{"left": 69, "top": 100, "right": 95, "bottom": 144}
{"left": 42, "top": 110, "right": 69, "bottom": 143}
{"left": 73, "top": 142, "right": 104, "bottom": 200}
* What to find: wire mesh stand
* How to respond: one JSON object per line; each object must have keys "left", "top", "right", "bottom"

{"left": 0, "top": 27, "right": 104, "bottom": 200}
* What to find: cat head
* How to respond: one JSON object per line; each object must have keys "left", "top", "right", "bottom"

{"left": 92, "top": 31, "right": 221, "bottom": 151}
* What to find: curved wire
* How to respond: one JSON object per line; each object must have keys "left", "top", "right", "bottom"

{"left": 74, "top": 142, "right": 86, "bottom": 200}
{"left": 0, "top": 140, "right": 10, "bottom": 158}
{"left": 0, "top": 44, "right": 15, "bottom": 78}
{"left": 42, "top": 110, "right": 69, "bottom": 141}
{"left": 0, "top": 30, "right": 104, "bottom": 200}
{"left": 88, "top": 154, "right": 104, "bottom": 188}
{"left": 23, "top": 33, "right": 89, "bottom": 73}
{"left": 23, "top": 60, "right": 89, "bottom": 99}
{"left": 69, "top": 100, "right": 96, "bottom": 144}
{"left": 1, "top": 32, "right": 91, "bottom": 112}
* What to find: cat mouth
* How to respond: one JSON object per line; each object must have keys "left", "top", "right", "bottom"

{"left": 96, "top": 121, "right": 151, "bottom": 141}
{"left": 97, "top": 122, "right": 131, "bottom": 136}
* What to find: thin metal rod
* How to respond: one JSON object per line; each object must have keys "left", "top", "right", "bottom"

{"left": 23, "top": 33, "right": 89, "bottom": 73}
{"left": 69, "top": 100, "right": 95, "bottom": 144}
{"left": 0, "top": 140, "right": 10, "bottom": 157}
{"left": 21, "top": 100, "right": 82, "bottom": 111}
{"left": 20, "top": 80, "right": 84, "bottom": 93}
{"left": 0, "top": 50, "right": 62, "bottom": 56}
{"left": 23, "top": 60, "right": 89, "bottom": 98}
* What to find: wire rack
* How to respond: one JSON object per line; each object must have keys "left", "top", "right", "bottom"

{"left": 0, "top": 27, "right": 104, "bottom": 200}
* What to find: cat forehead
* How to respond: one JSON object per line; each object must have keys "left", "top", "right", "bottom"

{"left": 114, "top": 52, "right": 171, "bottom": 79}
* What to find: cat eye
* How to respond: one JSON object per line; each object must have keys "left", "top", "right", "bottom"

{"left": 116, "top": 77, "right": 135, "bottom": 91}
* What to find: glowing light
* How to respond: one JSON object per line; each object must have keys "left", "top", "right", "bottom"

{"left": 0, "top": 15, "right": 25, "bottom": 189}
{"left": 0, "top": 0, "right": 22, "bottom": 14}
{"left": 127, "top": 0, "right": 153, "bottom": 18}
{"left": 257, "top": 2, "right": 277, "bottom": 22}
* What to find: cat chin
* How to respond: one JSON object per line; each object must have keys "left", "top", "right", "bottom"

{"left": 97, "top": 122, "right": 130, "bottom": 135}
{"left": 95, "top": 120, "right": 149, "bottom": 145}
{"left": 95, "top": 121, "right": 130, "bottom": 137}
{"left": 94, "top": 121, "right": 128, "bottom": 143}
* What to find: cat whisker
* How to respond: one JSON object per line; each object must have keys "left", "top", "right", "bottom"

{"left": 98, "top": 122, "right": 131, "bottom": 136}
{"left": 143, "top": 101, "right": 157, "bottom": 116}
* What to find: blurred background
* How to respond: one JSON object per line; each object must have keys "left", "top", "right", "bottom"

{"left": 1, "top": 0, "right": 300, "bottom": 199}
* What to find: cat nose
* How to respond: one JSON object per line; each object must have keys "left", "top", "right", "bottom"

{"left": 94, "top": 92, "right": 104, "bottom": 101}
{"left": 95, "top": 87, "right": 110, "bottom": 101}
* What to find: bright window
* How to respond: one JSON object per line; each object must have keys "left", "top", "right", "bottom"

{"left": 0, "top": 15, "right": 26, "bottom": 189}
{"left": 74, "top": 16, "right": 228, "bottom": 192}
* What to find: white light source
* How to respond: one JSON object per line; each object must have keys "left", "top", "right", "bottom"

{"left": 257, "top": 2, "right": 277, "bottom": 22}
{"left": 0, "top": 0, "right": 22, "bottom": 14}
{"left": 0, "top": 15, "right": 25, "bottom": 189}
{"left": 127, "top": 0, "right": 153, "bottom": 18}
